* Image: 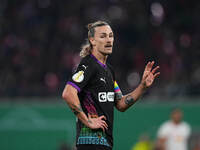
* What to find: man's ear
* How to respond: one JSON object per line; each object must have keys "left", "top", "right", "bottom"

{"left": 89, "top": 37, "right": 96, "bottom": 46}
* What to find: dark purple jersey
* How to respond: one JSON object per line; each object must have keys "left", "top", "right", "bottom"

{"left": 67, "top": 54, "right": 122, "bottom": 148}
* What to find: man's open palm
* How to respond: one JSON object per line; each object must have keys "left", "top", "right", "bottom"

{"left": 142, "top": 61, "right": 160, "bottom": 88}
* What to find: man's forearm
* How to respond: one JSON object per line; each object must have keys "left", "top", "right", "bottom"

{"left": 116, "top": 83, "right": 146, "bottom": 112}
{"left": 62, "top": 85, "right": 91, "bottom": 127}
{"left": 65, "top": 98, "right": 91, "bottom": 127}
{"left": 70, "top": 103, "right": 83, "bottom": 115}
{"left": 128, "top": 83, "right": 146, "bottom": 102}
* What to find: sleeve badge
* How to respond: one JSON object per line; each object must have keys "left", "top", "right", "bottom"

{"left": 72, "top": 71, "right": 84, "bottom": 83}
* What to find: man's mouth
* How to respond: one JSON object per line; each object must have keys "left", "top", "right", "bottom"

{"left": 105, "top": 45, "right": 112, "bottom": 48}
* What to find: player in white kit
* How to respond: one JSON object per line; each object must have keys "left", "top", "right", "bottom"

{"left": 156, "top": 108, "right": 191, "bottom": 150}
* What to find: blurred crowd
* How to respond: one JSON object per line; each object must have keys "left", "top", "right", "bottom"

{"left": 0, "top": 0, "right": 200, "bottom": 99}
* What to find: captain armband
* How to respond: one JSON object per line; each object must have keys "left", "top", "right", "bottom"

{"left": 114, "top": 81, "right": 123, "bottom": 101}
{"left": 115, "top": 92, "right": 123, "bottom": 101}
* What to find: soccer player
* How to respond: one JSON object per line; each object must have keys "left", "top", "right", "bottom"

{"left": 62, "top": 21, "right": 160, "bottom": 150}
{"left": 156, "top": 108, "right": 191, "bottom": 150}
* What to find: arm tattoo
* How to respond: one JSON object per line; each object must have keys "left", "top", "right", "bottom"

{"left": 71, "top": 104, "right": 83, "bottom": 115}
{"left": 124, "top": 95, "right": 135, "bottom": 105}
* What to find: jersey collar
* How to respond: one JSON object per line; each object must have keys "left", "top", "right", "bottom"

{"left": 90, "top": 54, "right": 107, "bottom": 68}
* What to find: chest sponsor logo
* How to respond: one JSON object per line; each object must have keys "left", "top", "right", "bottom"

{"left": 72, "top": 71, "right": 84, "bottom": 83}
{"left": 98, "top": 92, "right": 114, "bottom": 102}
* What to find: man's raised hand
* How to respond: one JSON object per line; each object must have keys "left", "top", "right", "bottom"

{"left": 141, "top": 61, "right": 160, "bottom": 88}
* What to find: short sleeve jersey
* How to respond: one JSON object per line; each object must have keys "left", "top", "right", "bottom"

{"left": 157, "top": 121, "right": 191, "bottom": 150}
{"left": 67, "top": 54, "right": 122, "bottom": 148}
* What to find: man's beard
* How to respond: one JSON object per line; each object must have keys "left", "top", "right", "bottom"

{"left": 100, "top": 47, "right": 113, "bottom": 56}
{"left": 100, "top": 50, "right": 112, "bottom": 56}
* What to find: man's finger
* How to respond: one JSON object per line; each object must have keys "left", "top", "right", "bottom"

{"left": 152, "top": 66, "right": 160, "bottom": 74}
{"left": 149, "top": 61, "right": 155, "bottom": 70}
{"left": 145, "top": 61, "right": 154, "bottom": 72}
{"left": 99, "top": 115, "right": 106, "bottom": 120}
{"left": 101, "top": 123, "right": 108, "bottom": 131}
{"left": 154, "top": 72, "right": 160, "bottom": 78}
{"left": 100, "top": 126, "right": 105, "bottom": 132}
{"left": 102, "top": 120, "right": 108, "bottom": 129}
{"left": 144, "top": 62, "right": 150, "bottom": 71}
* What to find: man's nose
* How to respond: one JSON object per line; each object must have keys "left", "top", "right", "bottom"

{"left": 106, "top": 38, "right": 112, "bottom": 43}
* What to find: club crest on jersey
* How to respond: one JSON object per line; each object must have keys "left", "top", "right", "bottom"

{"left": 72, "top": 71, "right": 84, "bottom": 83}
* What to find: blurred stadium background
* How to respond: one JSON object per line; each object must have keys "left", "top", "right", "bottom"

{"left": 0, "top": 0, "right": 200, "bottom": 150}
